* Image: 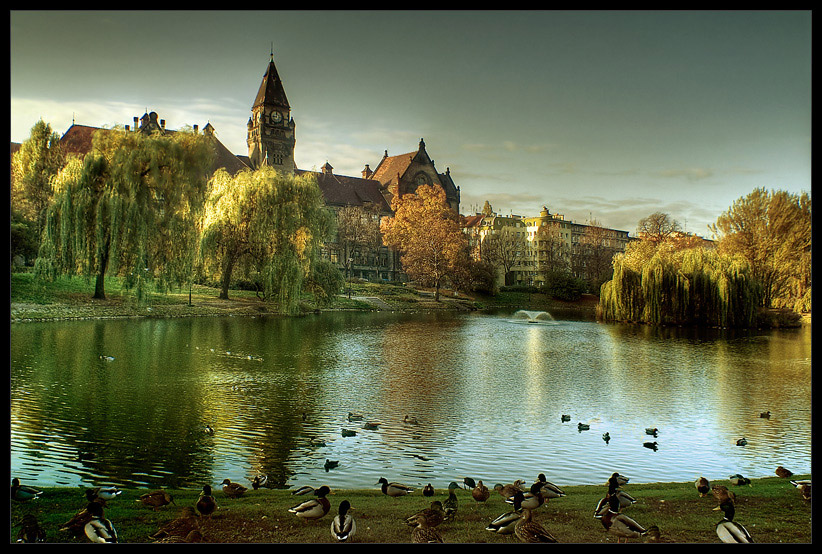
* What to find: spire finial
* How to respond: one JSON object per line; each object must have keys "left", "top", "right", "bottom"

{"left": 270, "top": 42, "right": 274, "bottom": 62}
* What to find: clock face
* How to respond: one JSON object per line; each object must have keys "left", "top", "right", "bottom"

{"left": 270, "top": 111, "right": 282, "bottom": 123}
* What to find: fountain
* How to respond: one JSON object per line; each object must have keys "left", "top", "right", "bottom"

{"left": 511, "top": 310, "right": 557, "bottom": 324}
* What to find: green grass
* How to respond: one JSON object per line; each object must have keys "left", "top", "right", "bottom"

{"left": 10, "top": 476, "right": 812, "bottom": 543}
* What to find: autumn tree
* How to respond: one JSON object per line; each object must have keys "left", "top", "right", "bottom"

{"left": 481, "top": 200, "right": 494, "bottom": 216}
{"left": 482, "top": 224, "right": 528, "bottom": 286}
{"left": 380, "top": 184, "right": 467, "bottom": 301}
{"left": 636, "top": 211, "right": 681, "bottom": 244}
{"left": 35, "top": 127, "right": 214, "bottom": 300}
{"left": 336, "top": 204, "right": 382, "bottom": 270}
{"left": 200, "top": 167, "right": 335, "bottom": 313}
{"left": 710, "top": 187, "right": 811, "bottom": 312}
{"left": 578, "top": 219, "right": 618, "bottom": 293}
{"left": 12, "top": 120, "right": 66, "bottom": 242}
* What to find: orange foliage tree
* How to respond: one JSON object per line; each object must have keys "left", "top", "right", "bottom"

{"left": 380, "top": 185, "right": 467, "bottom": 301}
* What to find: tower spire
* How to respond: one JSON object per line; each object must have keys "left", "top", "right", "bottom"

{"left": 270, "top": 42, "right": 274, "bottom": 62}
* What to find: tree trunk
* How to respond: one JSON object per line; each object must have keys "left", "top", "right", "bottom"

{"left": 93, "top": 239, "right": 110, "bottom": 300}
{"left": 434, "top": 279, "right": 440, "bottom": 302}
{"left": 219, "top": 256, "right": 236, "bottom": 300}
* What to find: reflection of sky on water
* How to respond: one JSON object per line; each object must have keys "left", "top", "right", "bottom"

{"left": 10, "top": 311, "right": 811, "bottom": 490}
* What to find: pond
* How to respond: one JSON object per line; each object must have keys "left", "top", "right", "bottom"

{"left": 9, "top": 309, "right": 812, "bottom": 492}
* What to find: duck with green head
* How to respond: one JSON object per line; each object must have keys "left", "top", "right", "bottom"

{"left": 289, "top": 485, "right": 332, "bottom": 521}
{"left": 377, "top": 477, "right": 414, "bottom": 498}
{"left": 443, "top": 481, "right": 459, "bottom": 519}
{"left": 331, "top": 499, "right": 356, "bottom": 542}
{"left": 11, "top": 478, "right": 42, "bottom": 502}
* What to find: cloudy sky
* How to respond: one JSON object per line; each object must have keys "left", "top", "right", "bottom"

{"left": 10, "top": 10, "right": 811, "bottom": 237}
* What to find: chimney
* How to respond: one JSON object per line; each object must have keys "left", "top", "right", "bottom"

{"left": 362, "top": 164, "right": 372, "bottom": 179}
{"left": 160, "top": 119, "right": 166, "bottom": 130}
{"left": 125, "top": 125, "right": 130, "bottom": 131}
{"left": 133, "top": 116, "right": 139, "bottom": 130}
{"left": 193, "top": 124, "right": 198, "bottom": 134}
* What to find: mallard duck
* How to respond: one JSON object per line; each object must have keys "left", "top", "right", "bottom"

{"left": 443, "top": 482, "right": 459, "bottom": 519}
{"left": 461, "top": 477, "right": 476, "bottom": 490}
{"left": 599, "top": 507, "right": 649, "bottom": 543}
{"left": 60, "top": 502, "right": 96, "bottom": 537}
{"left": 508, "top": 481, "right": 547, "bottom": 511}
{"left": 153, "top": 529, "right": 204, "bottom": 543}
{"left": 578, "top": 422, "right": 590, "bottom": 431}
{"left": 472, "top": 480, "right": 491, "bottom": 504}
{"left": 643, "top": 441, "right": 659, "bottom": 451}
{"left": 711, "top": 484, "right": 735, "bottom": 504}
{"left": 535, "top": 474, "right": 566, "bottom": 499}
{"left": 220, "top": 478, "right": 247, "bottom": 499}
{"left": 515, "top": 507, "right": 558, "bottom": 543}
{"left": 196, "top": 485, "right": 217, "bottom": 517}
{"left": 695, "top": 476, "right": 711, "bottom": 497}
{"left": 736, "top": 437, "right": 748, "bottom": 446}
{"left": 561, "top": 414, "right": 571, "bottom": 422}
{"left": 11, "top": 478, "right": 42, "bottom": 502}
{"left": 410, "top": 514, "right": 444, "bottom": 543}
{"left": 495, "top": 479, "right": 526, "bottom": 500}
{"left": 404, "top": 415, "right": 420, "bottom": 425}
{"left": 486, "top": 492, "right": 523, "bottom": 535}
{"left": 84, "top": 502, "right": 118, "bottom": 543}
{"left": 331, "top": 499, "right": 356, "bottom": 542}
{"left": 324, "top": 459, "right": 339, "bottom": 472}
{"left": 422, "top": 483, "right": 435, "bottom": 497}
{"left": 602, "top": 432, "right": 611, "bottom": 444}
{"left": 606, "top": 472, "right": 629, "bottom": 494}
{"left": 289, "top": 485, "right": 331, "bottom": 521}
{"left": 84, "top": 488, "right": 108, "bottom": 507}
{"left": 251, "top": 475, "right": 267, "bottom": 490}
{"left": 775, "top": 466, "right": 794, "bottom": 478}
{"left": 644, "top": 525, "right": 662, "bottom": 543}
{"left": 15, "top": 514, "right": 46, "bottom": 543}
{"left": 341, "top": 428, "right": 357, "bottom": 437}
{"left": 291, "top": 485, "right": 316, "bottom": 496}
{"left": 377, "top": 477, "right": 414, "bottom": 497}
{"left": 89, "top": 486, "right": 122, "bottom": 501}
{"left": 645, "top": 427, "right": 659, "bottom": 437}
{"left": 715, "top": 500, "right": 753, "bottom": 543}
{"left": 204, "top": 424, "right": 215, "bottom": 435}
{"left": 137, "top": 490, "right": 175, "bottom": 511}
{"left": 759, "top": 411, "right": 771, "bottom": 419}
{"left": 790, "top": 480, "right": 811, "bottom": 501}
{"left": 363, "top": 422, "right": 380, "bottom": 430}
{"left": 347, "top": 412, "right": 364, "bottom": 422}
{"left": 594, "top": 490, "right": 636, "bottom": 517}
{"left": 405, "top": 500, "right": 446, "bottom": 528}
{"left": 729, "top": 474, "right": 752, "bottom": 487}
{"left": 148, "top": 506, "right": 198, "bottom": 541}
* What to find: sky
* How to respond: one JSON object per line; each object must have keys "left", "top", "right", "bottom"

{"left": 10, "top": 10, "right": 812, "bottom": 237}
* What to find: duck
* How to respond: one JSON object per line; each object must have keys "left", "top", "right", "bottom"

{"left": 775, "top": 465, "right": 794, "bottom": 478}
{"left": 607, "top": 472, "right": 629, "bottom": 493}
{"left": 405, "top": 500, "right": 446, "bottom": 528}
{"left": 84, "top": 501, "right": 118, "bottom": 543}
{"left": 495, "top": 479, "right": 527, "bottom": 500}
{"left": 790, "top": 479, "right": 811, "bottom": 501}
{"left": 148, "top": 506, "right": 199, "bottom": 541}
{"left": 486, "top": 492, "right": 523, "bottom": 535}
{"left": 220, "top": 478, "right": 247, "bottom": 499}
{"left": 152, "top": 529, "right": 204, "bottom": 543}
{"left": 404, "top": 415, "right": 420, "bottom": 425}
{"left": 377, "top": 477, "right": 414, "bottom": 497}
{"left": 578, "top": 422, "right": 590, "bottom": 431}
{"left": 594, "top": 490, "right": 636, "bottom": 517}
{"left": 736, "top": 437, "right": 748, "bottom": 446}
{"left": 711, "top": 484, "right": 735, "bottom": 504}
{"left": 15, "top": 514, "right": 46, "bottom": 543}
{"left": 11, "top": 478, "right": 42, "bottom": 502}
{"left": 515, "top": 506, "right": 558, "bottom": 543}
{"left": 324, "top": 459, "right": 340, "bottom": 472}
{"left": 443, "top": 481, "right": 459, "bottom": 520}
{"left": 643, "top": 441, "right": 659, "bottom": 451}
{"left": 291, "top": 485, "right": 316, "bottom": 496}
{"left": 363, "top": 422, "right": 380, "bottom": 431}
{"left": 85, "top": 488, "right": 108, "bottom": 507}
{"left": 729, "top": 474, "right": 752, "bottom": 487}
{"left": 89, "top": 486, "right": 122, "bottom": 501}
{"left": 347, "top": 412, "right": 364, "bottom": 422}
{"left": 422, "top": 483, "right": 435, "bottom": 497}
{"left": 535, "top": 473, "right": 566, "bottom": 499}
{"left": 251, "top": 475, "right": 267, "bottom": 490}
{"left": 645, "top": 427, "right": 659, "bottom": 437}
{"left": 410, "top": 514, "right": 444, "bottom": 543}
{"left": 759, "top": 411, "right": 771, "bottom": 419}
{"left": 331, "top": 499, "right": 356, "bottom": 542}
{"left": 204, "top": 424, "right": 215, "bottom": 435}
{"left": 461, "top": 477, "right": 476, "bottom": 490}
{"left": 341, "top": 428, "right": 357, "bottom": 438}
{"left": 60, "top": 501, "right": 96, "bottom": 537}
{"left": 196, "top": 485, "right": 217, "bottom": 517}
{"left": 602, "top": 432, "right": 611, "bottom": 444}
{"left": 695, "top": 476, "right": 711, "bottom": 497}
{"left": 644, "top": 525, "right": 662, "bottom": 543}
{"left": 599, "top": 506, "right": 650, "bottom": 543}
{"left": 472, "top": 480, "right": 491, "bottom": 504}
{"left": 136, "top": 490, "right": 175, "bottom": 511}
{"left": 561, "top": 414, "right": 571, "bottom": 422}
{"left": 289, "top": 485, "right": 331, "bottom": 521}
{"left": 508, "top": 481, "right": 547, "bottom": 511}
{"left": 714, "top": 500, "right": 753, "bottom": 543}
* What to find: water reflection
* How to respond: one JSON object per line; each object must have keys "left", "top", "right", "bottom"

{"left": 10, "top": 311, "right": 811, "bottom": 490}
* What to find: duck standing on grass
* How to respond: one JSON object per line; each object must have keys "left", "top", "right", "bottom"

{"left": 377, "top": 477, "right": 414, "bottom": 497}
{"left": 776, "top": 465, "right": 794, "bottom": 478}
{"left": 535, "top": 473, "right": 566, "bottom": 499}
{"left": 16, "top": 514, "right": 46, "bottom": 543}
{"left": 11, "top": 478, "right": 42, "bottom": 502}
{"left": 410, "top": 514, "right": 444, "bottom": 543}
{"left": 790, "top": 479, "right": 811, "bottom": 501}
{"left": 137, "top": 490, "right": 175, "bottom": 511}
{"left": 331, "top": 499, "right": 356, "bottom": 542}
{"left": 695, "top": 476, "right": 711, "bottom": 497}
{"left": 495, "top": 479, "right": 526, "bottom": 501}
{"left": 422, "top": 483, "right": 435, "bottom": 497}
{"left": 599, "top": 502, "right": 651, "bottom": 543}
{"left": 711, "top": 484, "right": 735, "bottom": 505}
{"left": 714, "top": 500, "right": 754, "bottom": 543}
{"left": 594, "top": 490, "right": 636, "bottom": 517}
{"left": 289, "top": 485, "right": 332, "bottom": 521}
{"left": 443, "top": 481, "right": 459, "bottom": 520}
{"left": 486, "top": 492, "right": 523, "bottom": 536}
{"left": 515, "top": 505, "right": 558, "bottom": 543}
{"left": 84, "top": 501, "right": 118, "bottom": 543}
{"left": 472, "top": 480, "right": 491, "bottom": 505}
{"left": 405, "top": 500, "right": 446, "bottom": 528}
{"left": 89, "top": 486, "right": 122, "bottom": 502}
{"left": 149, "top": 506, "right": 199, "bottom": 541}
{"left": 251, "top": 475, "right": 267, "bottom": 490}
{"left": 220, "top": 478, "right": 248, "bottom": 499}
{"left": 196, "top": 485, "right": 217, "bottom": 518}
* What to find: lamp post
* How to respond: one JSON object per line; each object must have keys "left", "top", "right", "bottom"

{"left": 347, "top": 257, "right": 354, "bottom": 300}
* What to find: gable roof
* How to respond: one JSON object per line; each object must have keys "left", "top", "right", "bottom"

{"left": 297, "top": 169, "right": 391, "bottom": 213}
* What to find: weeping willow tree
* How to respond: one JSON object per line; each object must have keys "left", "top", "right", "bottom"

{"left": 600, "top": 242, "right": 761, "bottom": 327}
{"left": 199, "top": 166, "right": 335, "bottom": 314}
{"left": 35, "top": 127, "right": 214, "bottom": 301}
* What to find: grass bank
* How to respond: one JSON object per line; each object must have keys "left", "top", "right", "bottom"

{"left": 10, "top": 475, "right": 811, "bottom": 543}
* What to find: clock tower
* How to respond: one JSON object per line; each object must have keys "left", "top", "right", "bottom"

{"left": 247, "top": 53, "right": 297, "bottom": 172}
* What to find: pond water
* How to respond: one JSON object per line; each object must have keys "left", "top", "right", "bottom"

{"left": 10, "top": 309, "right": 811, "bottom": 492}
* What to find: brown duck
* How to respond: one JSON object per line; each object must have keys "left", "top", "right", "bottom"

{"left": 220, "top": 478, "right": 248, "bottom": 499}
{"left": 137, "top": 490, "right": 175, "bottom": 511}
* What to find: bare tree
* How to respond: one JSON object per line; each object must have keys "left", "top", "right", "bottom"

{"left": 636, "top": 212, "right": 681, "bottom": 244}
{"left": 482, "top": 224, "right": 527, "bottom": 286}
